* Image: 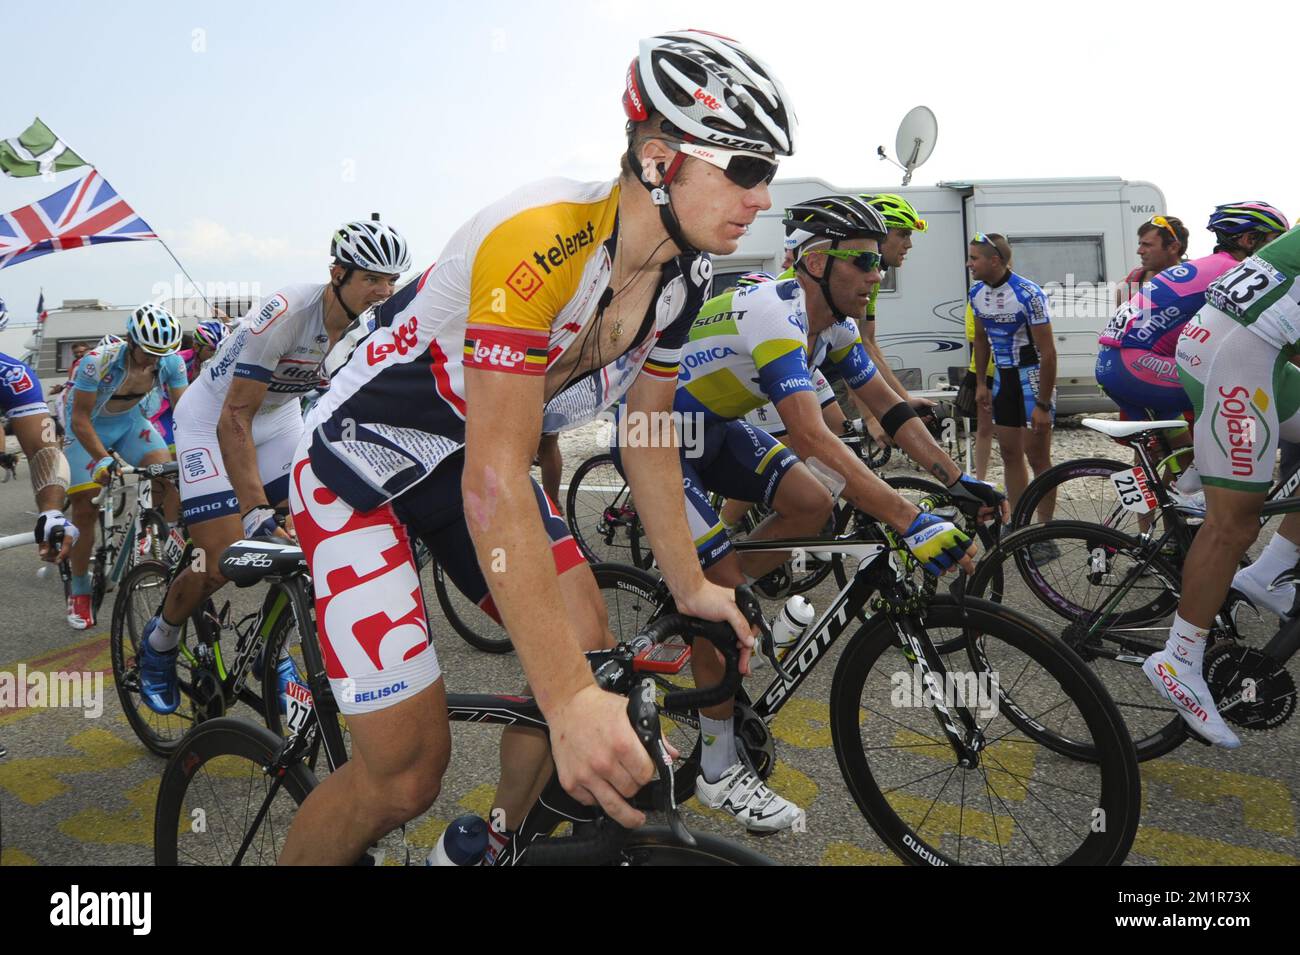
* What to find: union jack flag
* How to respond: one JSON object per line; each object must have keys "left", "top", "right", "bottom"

{"left": 0, "top": 168, "right": 156, "bottom": 270}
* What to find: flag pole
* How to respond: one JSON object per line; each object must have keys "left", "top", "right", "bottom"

{"left": 156, "top": 238, "right": 214, "bottom": 314}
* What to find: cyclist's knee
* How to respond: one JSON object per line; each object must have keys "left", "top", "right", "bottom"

{"left": 779, "top": 469, "right": 834, "bottom": 526}
{"left": 376, "top": 755, "right": 449, "bottom": 825}
{"left": 1199, "top": 512, "right": 1261, "bottom": 552}
{"left": 1026, "top": 447, "right": 1052, "bottom": 471}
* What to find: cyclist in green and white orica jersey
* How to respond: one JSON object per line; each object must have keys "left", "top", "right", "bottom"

{"left": 614, "top": 195, "right": 1006, "bottom": 830}
{"left": 1148, "top": 206, "right": 1298, "bottom": 748}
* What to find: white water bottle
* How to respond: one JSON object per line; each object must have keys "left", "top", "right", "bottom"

{"left": 771, "top": 595, "right": 816, "bottom": 651}
{"left": 426, "top": 814, "right": 489, "bottom": 866}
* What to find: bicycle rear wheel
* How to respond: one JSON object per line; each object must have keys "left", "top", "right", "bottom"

{"left": 154, "top": 717, "right": 317, "bottom": 865}
{"left": 430, "top": 558, "right": 513, "bottom": 653}
{"left": 967, "top": 521, "right": 1187, "bottom": 760}
{"left": 829, "top": 596, "right": 1141, "bottom": 865}
{"left": 566, "top": 453, "right": 653, "bottom": 569}
{"left": 1010, "top": 456, "right": 1184, "bottom": 539}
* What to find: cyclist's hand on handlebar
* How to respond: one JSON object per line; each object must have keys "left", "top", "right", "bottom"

{"left": 909, "top": 396, "right": 938, "bottom": 415}
{"left": 670, "top": 579, "right": 756, "bottom": 676}
{"left": 549, "top": 683, "right": 658, "bottom": 829}
{"left": 903, "top": 511, "right": 977, "bottom": 576}
{"left": 865, "top": 416, "right": 894, "bottom": 449}
{"left": 241, "top": 505, "right": 292, "bottom": 541}
{"left": 946, "top": 472, "right": 1009, "bottom": 525}
{"left": 35, "top": 510, "right": 77, "bottom": 562}
{"left": 92, "top": 455, "right": 117, "bottom": 486}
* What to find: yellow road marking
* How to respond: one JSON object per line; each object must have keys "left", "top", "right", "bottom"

{"left": 1131, "top": 827, "right": 1298, "bottom": 866}
{"left": 1142, "top": 760, "right": 1296, "bottom": 835}
{"left": 60, "top": 778, "right": 160, "bottom": 845}
{"left": 0, "top": 727, "right": 143, "bottom": 805}
{"left": 821, "top": 842, "right": 902, "bottom": 866}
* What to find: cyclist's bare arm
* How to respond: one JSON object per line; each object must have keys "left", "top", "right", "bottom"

{"left": 852, "top": 373, "right": 962, "bottom": 486}
{"left": 1030, "top": 323, "right": 1057, "bottom": 400}
{"left": 70, "top": 389, "right": 110, "bottom": 464}
{"left": 218, "top": 377, "right": 274, "bottom": 511}
{"left": 618, "top": 375, "right": 754, "bottom": 656}
{"left": 775, "top": 389, "right": 916, "bottom": 532}
{"left": 973, "top": 325, "right": 994, "bottom": 411}
{"left": 462, "top": 364, "right": 655, "bottom": 827}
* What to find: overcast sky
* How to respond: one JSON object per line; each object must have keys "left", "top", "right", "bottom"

{"left": 1, "top": 0, "right": 1296, "bottom": 327}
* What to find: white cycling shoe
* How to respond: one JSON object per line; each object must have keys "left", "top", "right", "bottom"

{"left": 695, "top": 762, "right": 804, "bottom": 833}
{"left": 1142, "top": 648, "right": 1240, "bottom": 748}
{"left": 1231, "top": 564, "right": 1296, "bottom": 620}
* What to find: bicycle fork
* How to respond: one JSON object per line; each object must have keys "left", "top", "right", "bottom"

{"left": 892, "top": 616, "right": 984, "bottom": 767}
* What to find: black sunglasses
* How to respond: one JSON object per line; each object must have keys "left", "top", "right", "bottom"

{"left": 669, "top": 141, "right": 779, "bottom": 189}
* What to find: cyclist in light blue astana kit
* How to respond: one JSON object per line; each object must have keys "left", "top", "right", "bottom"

{"left": 64, "top": 305, "right": 187, "bottom": 630}
{"left": 134, "top": 220, "right": 410, "bottom": 716}
{"left": 1145, "top": 206, "right": 1298, "bottom": 748}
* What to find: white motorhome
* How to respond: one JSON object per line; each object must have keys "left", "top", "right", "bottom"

{"left": 716, "top": 176, "right": 1166, "bottom": 414}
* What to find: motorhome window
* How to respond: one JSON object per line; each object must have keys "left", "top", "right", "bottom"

{"left": 1005, "top": 235, "right": 1105, "bottom": 286}
{"left": 878, "top": 269, "right": 898, "bottom": 293}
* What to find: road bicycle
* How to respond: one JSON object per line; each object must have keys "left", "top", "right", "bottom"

{"left": 153, "top": 551, "right": 776, "bottom": 866}
{"left": 583, "top": 506, "right": 1142, "bottom": 864}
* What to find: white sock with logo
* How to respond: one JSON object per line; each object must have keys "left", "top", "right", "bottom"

{"left": 1163, "top": 612, "right": 1208, "bottom": 669}
{"left": 700, "top": 715, "right": 738, "bottom": 783}
{"left": 1144, "top": 612, "right": 1240, "bottom": 748}
{"left": 149, "top": 614, "right": 182, "bottom": 652}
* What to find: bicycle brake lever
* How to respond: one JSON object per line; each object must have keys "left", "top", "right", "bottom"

{"left": 736, "top": 587, "right": 796, "bottom": 685}
{"left": 628, "top": 678, "right": 696, "bottom": 848}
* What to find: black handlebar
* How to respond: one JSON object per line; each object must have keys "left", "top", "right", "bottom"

{"left": 524, "top": 586, "right": 764, "bottom": 865}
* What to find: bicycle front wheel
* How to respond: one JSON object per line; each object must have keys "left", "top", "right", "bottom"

{"left": 432, "top": 559, "right": 513, "bottom": 654}
{"left": 154, "top": 717, "right": 317, "bottom": 865}
{"left": 829, "top": 596, "right": 1141, "bottom": 865}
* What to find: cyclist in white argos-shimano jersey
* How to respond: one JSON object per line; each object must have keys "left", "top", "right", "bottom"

{"left": 134, "top": 220, "right": 410, "bottom": 716}
{"left": 1144, "top": 206, "right": 1297, "bottom": 748}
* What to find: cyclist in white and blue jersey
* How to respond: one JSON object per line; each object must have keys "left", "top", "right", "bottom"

{"left": 968, "top": 232, "right": 1058, "bottom": 520}
{"left": 64, "top": 306, "right": 186, "bottom": 629}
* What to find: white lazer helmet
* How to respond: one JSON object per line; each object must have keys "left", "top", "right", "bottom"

{"left": 126, "top": 305, "right": 182, "bottom": 356}
{"left": 331, "top": 220, "right": 411, "bottom": 275}
{"left": 624, "top": 30, "right": 797, "bottom": 157}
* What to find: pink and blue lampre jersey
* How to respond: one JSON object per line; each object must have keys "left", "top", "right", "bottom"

{"left": 1098, "top": 252, "right": 1239, "bottom": 356}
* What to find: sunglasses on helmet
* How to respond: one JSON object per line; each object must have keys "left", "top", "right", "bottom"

{"left": 668, "top": 141, "right": 779, "bottom": 189}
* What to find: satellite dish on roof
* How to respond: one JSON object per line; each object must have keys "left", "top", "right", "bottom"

{"left": 878, "top": 106, "right": 938, "bottom": 186}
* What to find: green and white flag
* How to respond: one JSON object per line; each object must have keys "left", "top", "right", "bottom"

{"left": 0, "top": 118, "right": 86, "bottom": 178}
